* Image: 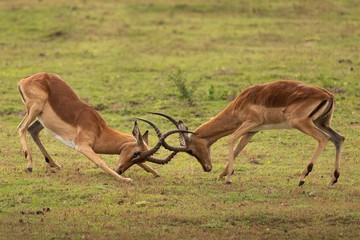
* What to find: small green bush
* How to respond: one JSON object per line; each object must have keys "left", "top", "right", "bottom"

{"left": 168, "top": 69, "right": 200, "bottom": 106}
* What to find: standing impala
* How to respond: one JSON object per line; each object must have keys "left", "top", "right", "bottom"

{"left": 17, "top": 72, "right": 180, "bottom": 182}
{"left": 152, "top": 80, "right": 345, "bottom": 187}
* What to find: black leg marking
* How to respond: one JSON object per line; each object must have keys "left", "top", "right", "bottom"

{"left": 26, "top": 168, "right": 33, "bottom": 173}
{"left": 24, "top": 151, "right": 28, "bottom": 159}
{"left": 333, "top": 170, "right": 340, "bottom": 184}
{"left": 305, "top": 163, "right": 314, "bottom": 177}
{"left": 299, "top": 180, "right": 305, "bottom": 186}
{"left": 45, "top": 157, "right": 50, "bottom": 163}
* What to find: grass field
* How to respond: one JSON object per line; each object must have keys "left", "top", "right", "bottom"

{"left": 1, "top": 0, "right": 360, "bottom": 239}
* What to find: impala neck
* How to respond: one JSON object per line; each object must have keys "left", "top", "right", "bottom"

{"left": 194, "top": 102, "right": 241, "bottom": 146}
{"left": 93, "top": 126, "right": 135, "bottom": 154}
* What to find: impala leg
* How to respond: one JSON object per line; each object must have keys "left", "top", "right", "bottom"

{"left": 18, "top": 112, "right": 34, "bottom": 172}
{"left": 219, "top": 132, "right": 256, "bottom": 179}
{"left": 76, "top": 145, "right": 133, "bottom": 183}
{"left": 28, "top": 120, "right": 62, "bottom": 170}
{"left": 325, "top": 127, "right": 344, "bottom": 187}
{"left": 18, "top": 103, "right": 44, "bottom": 172}
{"left": 316, "top": 124, "right": 345, "bottom": 187}
{"left": 226, "top": 122, "right": 259, "bottom": 184}
{"left": 294, "top": 120, "right": 330, "bottom": 186}
{"left": 137, "top": 163, "right": 160, "bottom": 177}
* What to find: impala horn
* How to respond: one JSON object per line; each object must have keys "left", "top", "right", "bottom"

{"left": 135, "top": 118, "right": 192, "bottom": 164}
{"left": 148, "top": 112, "right": 191, "bottom": 149}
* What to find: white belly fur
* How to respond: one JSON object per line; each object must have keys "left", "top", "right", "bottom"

{"left": 253, "top": 121, "right": 292, "bottom": 131}
{"left": 37, "top": 116, "right": 76, "bottom": 149}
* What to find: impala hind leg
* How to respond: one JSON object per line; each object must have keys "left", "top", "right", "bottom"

{"left": 294, "top": 120, "right": 330, "bottom": 186}
{"left": 18, "top": 104, "right": 44, "bottom": 172}
{"left": 28, "top": 120, "right": 62, "bottom": 170}
{"left": 315, "top": 123, "right": 344, "bottom": 187}
{"left": 219, "top": 132, "right": 256, "bottom": 180}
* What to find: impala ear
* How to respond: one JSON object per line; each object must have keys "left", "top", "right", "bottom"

{"left": 132, "top": 121, "right": 143, "bottom": 144}
{"left": 142, "top": 130, "right": 149, "bottom": 145}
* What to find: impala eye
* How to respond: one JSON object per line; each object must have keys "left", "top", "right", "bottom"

{"left": 132, "top": 152, "right": 140, "bottom": 159}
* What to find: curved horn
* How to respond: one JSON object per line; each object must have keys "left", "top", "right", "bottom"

{"left": 135, "top": 129, "right": 193, "bottom": 161}
{"left": 148, "top": 112, "right": 179, "bottom": 127}
{"left": 146, "top": 152, "right": 178, "bottom": 165}
{"left": 148, "top": 112, "right": 189, "bottom": 147}
{"left": 137, "top": 117, "right": 190, "bottom": 152}
{"left": 137, "top": 118, "right": 162, "bottom": 138}
{"left": 158, "top": 134, "right": 189, "bottom": 152}
{"left": 146, "top": 129, "right": 193, "bottom": 157}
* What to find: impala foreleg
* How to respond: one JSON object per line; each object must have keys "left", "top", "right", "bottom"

{"left": 76, "top": 145, "right": 133, "bottom": 183}
{"left": 219, "top": 132, "right": 256, "bottom": 180}
{"left": 225, "top": 122, "right": 259, "bottom": 184}
{"left": 28, "top": 120, "right": 62, "bottom": 170}
{"left": 137, "top": 163, "right": 160, "bottom": 177}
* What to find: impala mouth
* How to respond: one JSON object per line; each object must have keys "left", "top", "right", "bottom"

{"left": 115, "top": 166, "right": 127, "bottom": 175}
{"left": 192, "top": 154, "right": 212, "bottom": 172}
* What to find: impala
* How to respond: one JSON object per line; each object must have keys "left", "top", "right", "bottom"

{"left": 152, "top": 80, "right": 345, "bottom": 187}
{"left": 17, "top": 72, "right": 181, "bottom": 182}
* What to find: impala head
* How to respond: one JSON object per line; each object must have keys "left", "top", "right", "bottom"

{"left": 115, "top": 121, "right": 150, "bottom": 175}
{"left": 184, "top": 133, "right": 212, "bottom": 172}
{"left": 115, "top": 120, "right": 189, "bottom": 174}
{"left": 149, "top": 112, "right": 212, "bottom": 172}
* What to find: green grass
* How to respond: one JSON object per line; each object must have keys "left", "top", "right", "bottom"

{"left": 1, "top": 0, "right": 360, "bottom": 239}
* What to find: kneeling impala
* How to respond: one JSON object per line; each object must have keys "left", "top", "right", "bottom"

{"left": 18, "top": 73, "right": 180, "bottom": 182}
{"left": 153, "top": 80, "right": 345, "bottom": 187}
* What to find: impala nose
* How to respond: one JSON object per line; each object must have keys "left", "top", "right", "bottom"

{"left": 203, "top": 164, "right": 212, "bottom": 172}
{"left": 115, "top": 167, "right": 123, "bottom": 175}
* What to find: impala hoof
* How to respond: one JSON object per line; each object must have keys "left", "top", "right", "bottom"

{"left": 225, "top": 180, "right": 232, "bottom": 185}
{"left": 329, "top": 170, "right": 340, "bottom": 187}
{"left": 26, "top": 167, "right": 33, "bottom": 173}
{"left": 298, "top": 180, "right": 305, "bottom": 186}
{"left": 327, "top": 179, "right": 338, "bottom": 188}
{"left": 123, "top": 177, "right": 133, "bottom": 183}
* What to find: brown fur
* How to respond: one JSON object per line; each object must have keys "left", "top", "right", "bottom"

{"left": 17, "top": 73, "right": 160, "bottom": 182}
{"left": 233, "top": 80, "right": 333, "bottom": 109}
{"left": 183, "top": 80, "right": 344, "bottom": 187}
